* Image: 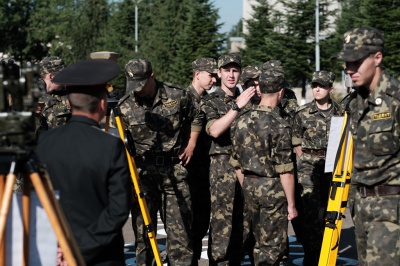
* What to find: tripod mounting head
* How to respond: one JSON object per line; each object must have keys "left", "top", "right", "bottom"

{"left": 0, "top": 59, "right": 45, "bottom": 154}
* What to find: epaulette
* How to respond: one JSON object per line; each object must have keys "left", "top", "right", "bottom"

{"left": 202, "top": 92, "right": 218, "bottom": 101}
{"left": 117, "top": 93, "right": 132, "bottom": 106}
{"left": 164, "top": 82, "right": 183, "bottom": 90}
{"left": 295, "top": 103, "right": 309, "bottom": 113}
{"left": 387, "top": 75, "right": 400, "bottom": 101}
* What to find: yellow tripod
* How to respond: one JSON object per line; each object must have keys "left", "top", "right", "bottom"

{"left": 318, "top": 112, "right": 354, "bottom": 266}
{"left": 112, "top": 107, "right": 162, "bottom": 266}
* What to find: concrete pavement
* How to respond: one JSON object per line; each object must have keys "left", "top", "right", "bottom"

{"left": 123, "top": 208, "right": 358, "bottom": 265}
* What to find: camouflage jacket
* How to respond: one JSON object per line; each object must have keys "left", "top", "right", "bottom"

{"left": 346, "top": 70, "right": 400, "bottom": 186}
{"left": 185, "top": 84, "right": 211, "bottom": 159}
{"left": 279, "top": 88, "right": 299, "bottom": 127}
{"left": 117, "top": 80, "right": 201, "bottom": 157}
{"left": 200, "top": 86, "right": 241, "bottom": 155}
{"left": 230, "top": 105, "right": 294, "bottom": 177}
{"left": 38, "top": 93, "right": 71, "bottom": 130}
{"left": 292, "top": 99, "right": 341, "bottom": 150}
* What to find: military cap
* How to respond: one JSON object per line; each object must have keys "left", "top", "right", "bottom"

{"left": 52, "top": 59, "right": 119, "bottom": 87}
{"left": 261, "top": 60, "right": 284, "bottom": 74}
{"left": 311, "top": 70, "right": 335, "bottom": 87}
{"left": 218, "top": 54, "right": 241, "bottom": 68}
{"left": 241, "top": 66, "right": 261, "bottom": 83}
{"left": 90, "top": 51, "right": 120, "bottom": 61}
{"left": 125, "top": 58, "right": 152, "bottom": 92}
{"left": 259, "top": 70, "right": 287, "bottom": 94}
{"left": 192, "top": 57, "right": 218, "bottom": 73}
{"left": 39, "top": 56, "right": 65, "bottom": 76}
{"left": 338, "top": 27, "right": 384, "bottom": 62}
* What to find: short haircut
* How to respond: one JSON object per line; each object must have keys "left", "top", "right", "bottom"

{"left": 67, "top": 86, "right": 107, "bottom": 113}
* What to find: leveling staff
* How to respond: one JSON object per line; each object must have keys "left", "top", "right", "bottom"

{"left": 37, "top": 59, "right": 131, "bottom": 266}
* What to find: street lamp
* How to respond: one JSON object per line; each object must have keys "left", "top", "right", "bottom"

{"left": 134, "top": 0, "right": 142, "bottom": 53}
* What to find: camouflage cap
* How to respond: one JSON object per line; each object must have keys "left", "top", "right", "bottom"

{"left": 311, "top": 70, "right": 335, "bottom": 87}
{"left": 125, "top": 58, "right": 152, "bottom": 92}
{"left": 338, "top": 27, "right": 384, "bottom": 62}
{"left": 261, "top": 60, "right": 284, "bottom": 74}
{"left": 241, "top": 66, "right": 261, "bottom": 83}
{"left": 39, "top": 56, "right": 65, "bottom": 76}
{"left": 218, "top": 54, "right": 241, "bottom": 68}
{"left": 192, "top": 57, "right": 218, "bottom": 73}
{"left": 259, "top": 70, "right": 287, "bottom": 94}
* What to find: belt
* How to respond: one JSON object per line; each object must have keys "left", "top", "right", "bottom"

{"left": 137, "top": 155, "right": 181, "bottom": 166}
{"left": 211, "top": 154, "right": 231, "bottom": 160}
{"left": 357, "top": 185, "right": 400, "bottom": 197}
{"left": 245, "top": 174, "right": 263, "bottom": 178}
{"left": 302, "top": 148, "right": 326, "bottom": 157}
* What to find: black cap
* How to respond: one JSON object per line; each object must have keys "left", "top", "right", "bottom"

{"left": 52, "top": 59, "right": 120, "bottom": 86}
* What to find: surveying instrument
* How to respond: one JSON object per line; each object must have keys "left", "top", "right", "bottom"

{"left": 318, "top": 111, "right": 354, "bottom": 266}
{"left": 108, "top": 107, "right": 163, "bottom": 266}
{"left": 0, "top": 59, "right": 84, "bottom": 265}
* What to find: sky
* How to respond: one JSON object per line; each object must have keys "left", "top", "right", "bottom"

{"left": 213, "top": 0, "right": 243, "bottom": 34}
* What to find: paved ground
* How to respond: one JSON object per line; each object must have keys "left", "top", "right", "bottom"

{"left": 122, "top": 208, "right": 358, "bottom": 265}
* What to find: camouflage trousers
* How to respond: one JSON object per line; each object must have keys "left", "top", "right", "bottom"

{"left": 131, "top": 163, "right": 193, "bottom": 266}
{"left": 297, "top": 153, "right": 331, "bottom": 265}
{"left": 243, "top": 176, "right": 288, "bottom": 265}
{"left": 185, "top": 156, "right": 211, "bottom": 265}
{"left": 353, "top": 191, "right": 400, "bottom": 266}
{"left": 208, "top": 156, "right": 244, "bottom": 265}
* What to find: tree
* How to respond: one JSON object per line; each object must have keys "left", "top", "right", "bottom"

{"left": 0, "top": 0, "right": 35, "bottom": 61}
{"left": 169, "top": 0, "right": 224, "bottom": 86}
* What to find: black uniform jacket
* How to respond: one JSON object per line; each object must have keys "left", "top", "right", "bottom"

{"left": 37, "top": 115, "right": 131, "bottom": 266}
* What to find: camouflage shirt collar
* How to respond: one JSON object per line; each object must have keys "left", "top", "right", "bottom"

{"left": 215, "top": 86, "right": 241, "bottom": 102}
{"left": 186, "top": 84, "right": 202, "bottom": 103}
{"left": 367, "top": 70, "right": 391, "bottom": 105}
{"left": 309, "top": 100, "right": 320, "bottom": 113}
{"left": 254, "top": 105, "right": 277, "bottom": 113}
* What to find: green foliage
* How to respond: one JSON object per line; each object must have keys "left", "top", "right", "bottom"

{"left": 2, "top": 0, "right": 400, "bottom": 96}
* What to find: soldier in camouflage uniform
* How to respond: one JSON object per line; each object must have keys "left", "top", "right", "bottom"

{"left": 338, "top": 27, "right": 400, "bottom": 266}
{"left": 230, "top": 70, "right": 298, "bottom": 265}
{"left": 292, "top": 70, "right": 341, "bottom": 265}
{"left": 185, "top": 57, "right": 217, "bottom": 265}
{"left": 35, "top": 56, "right": 71, "bottom": 136}
{"left": 200, "top": 54, "right": 255, "bottom": 265}
{"left": 116, "top": 58, "right": 200, "bottom": 266}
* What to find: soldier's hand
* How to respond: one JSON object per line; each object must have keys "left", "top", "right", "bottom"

{"left": 179, "top": 143, "right": 195, "bottom": 166}
{"left": 236, "top": 87, "right": 255, "bottom": 109}
{"left": 287, "top": 205, "right": 298, "bottom": 221}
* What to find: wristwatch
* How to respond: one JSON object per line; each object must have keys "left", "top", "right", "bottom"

{"left": 231, "top": 103, "right": 241, "bottom": 112}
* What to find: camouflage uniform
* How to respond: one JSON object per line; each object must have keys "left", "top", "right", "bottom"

{"left": 230, "top": 70, "right": 294, "bottom": 265}
{"left": 184, "top": 57, "right": 217, "bottom": 265}
{"left": 338, "top": 27, "right": 400, "bottom": 266}
{"left": 200, "top": 54, "right": 244, "bottom": 265}
{"left": 117, "top": 58, "right": 200, "bottom": 266}
{"left": 35, "top": 56, "right": 70, "bottom": 136}
{"left": 262, "top": 60, "right": 303, "bottom": 261}
{"left": 292, "top": 71, "right": 341, "bottom": 265}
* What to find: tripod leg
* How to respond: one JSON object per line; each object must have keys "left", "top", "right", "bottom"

{"left": 22, "top": 176, "right": 31, "bottom": 266}
{"left": 29, "top": 171, "right": 84, "bottom": 266}
{"left": 0, "top": 174, "right": 5, "bottom": 266}
{"left": 0, "top": 163, "right": 17, "bottom": 246}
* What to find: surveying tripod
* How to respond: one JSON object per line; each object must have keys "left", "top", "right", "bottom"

{"left": 318, "top": 112, "right": 354, "bottom": 266}
{"left": 111, "top": 107, "right": 162, "bottom": 266}
{"left": 0, "top": 149, "right": 85, "bottom": 266}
